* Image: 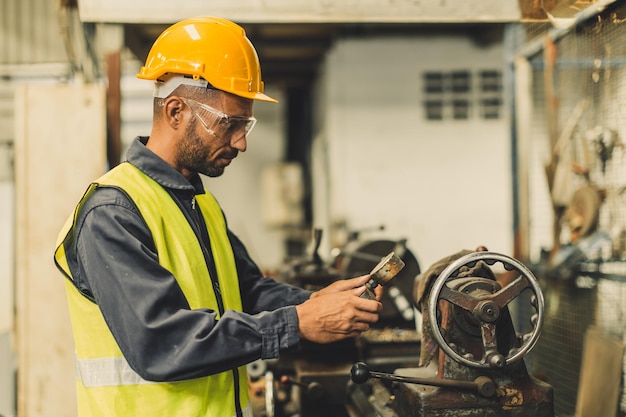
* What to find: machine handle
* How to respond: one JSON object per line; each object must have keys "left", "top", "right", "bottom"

{"left": 427, "top": 251, "right": 545, "bottom": 369}
{"left": 350, "top": 362, "right": 496, "bottom": 398}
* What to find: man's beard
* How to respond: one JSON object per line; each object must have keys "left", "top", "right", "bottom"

{"left": 177, "top": 118, "right": 236, "bottom": 177}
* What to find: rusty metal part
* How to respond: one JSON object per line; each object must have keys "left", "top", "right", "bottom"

{"left": 427, "top": 252, "right": 545, "bottom": 369}
{"left": 347, "top": 377, "right": 398, "bottom": 417}
{"left": 361, "top": 251, "right": 406, "bottom": 300}
{"left": 371, "top": 251, "right": 406, "bottom": 286}
{"left": 391, "top": 363, "right": 555, "bottom": 416}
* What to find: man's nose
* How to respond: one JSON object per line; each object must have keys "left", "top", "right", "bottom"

{"left": 230, "top": 133, "right": 247, "bottom": 152}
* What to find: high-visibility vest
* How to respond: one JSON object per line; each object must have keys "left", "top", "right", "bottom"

{"left": 54, "top": 162, "right": 250, "bottom": 417}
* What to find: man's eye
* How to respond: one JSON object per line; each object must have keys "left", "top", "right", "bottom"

{"left": 225, "top": 120, "right": 246, "bottom": 132}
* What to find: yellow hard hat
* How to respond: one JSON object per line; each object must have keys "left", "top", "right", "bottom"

{"left": 137, "top": 16, "right": 277, "bottom": 103}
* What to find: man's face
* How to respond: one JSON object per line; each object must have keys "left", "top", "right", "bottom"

{"left": 176, "top": 91, "right": 254, "bottom": 177}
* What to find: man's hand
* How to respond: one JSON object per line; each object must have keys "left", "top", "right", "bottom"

{"left": 311, "top": 274, "right": 384, "bottom": 301}
{"left": 296, "top": 275, "right": 383, "bottom": 344}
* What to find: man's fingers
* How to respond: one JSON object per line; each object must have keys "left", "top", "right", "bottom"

{"left": 355, "top": 311, "right": 379, "bottom": 325}
{"left": 354, "top": 296, "right": 383, "bottom": 313}
{"left": 352, "top": 286, "right": 367, "bottom": 297}
{"left": 374, "top": 284, "right": 384, "bottom": 301}
{"left": 350, "top": 274, "right": 372, "bottom": 286}
{"left": 334, "top": 274, "right": 371, "bottom": 291}
{"left": 296, "top": 286, "right": 382, "bottom": 344}
{"left": 312, "top": 274, "right": 371, "bottom": 298}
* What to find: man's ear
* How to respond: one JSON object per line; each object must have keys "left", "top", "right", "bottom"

{"left": 163, "top": 96, "right": 185, "bottom": 128}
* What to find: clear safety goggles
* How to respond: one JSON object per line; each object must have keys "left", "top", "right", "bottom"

{"left": 182, "top": 97, "right": 257, "bottom": 140}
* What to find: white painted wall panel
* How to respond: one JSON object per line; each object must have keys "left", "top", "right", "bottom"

{"left": 0, "top": 182, "right": 15, "bottom": 417}
{"left": 0, "top": 182, "right": 14, "bottom": 333}
{"left": 15, "top": 83, "right": 106, "bottom": 417}
{"left": 314, "top": 34, "right": 513, "bottom": 269}
{"left": 0, "top": 0, "right": 67, "bottom": 64}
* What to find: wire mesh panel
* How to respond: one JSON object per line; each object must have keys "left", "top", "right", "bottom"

{"left": 521, "top": 5, "right": 626, "bottom": 262}
{"left": 516, "top": 2, "right": 626, "bottom": 416}
{"left": 530, "top": 283, "right": 597, "bottom": 416}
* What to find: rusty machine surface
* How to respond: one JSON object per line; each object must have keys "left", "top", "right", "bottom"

{"left": 347, "top": 251, "right": 554, "bottom": 417}
{"left": 253, "top": 238, "right": 553, "bottom": 417}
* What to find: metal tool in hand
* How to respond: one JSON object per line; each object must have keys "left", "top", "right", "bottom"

{"left": 360, "top": 251, "right": 405, "bottom": 300}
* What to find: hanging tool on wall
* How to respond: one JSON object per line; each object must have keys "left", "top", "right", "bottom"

{"left": 549, "top": 98, "right": 589, "bottom": 207}
{"left": 585, "top": 126, "right": 621, "bottom": 175}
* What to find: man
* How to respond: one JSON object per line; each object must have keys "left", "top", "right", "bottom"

{"left": 54, "top": 16, "right": 382, "bottom": 417}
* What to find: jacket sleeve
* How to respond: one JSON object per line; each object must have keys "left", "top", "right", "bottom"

{"left": 71, "top": 187, "right": 303, "bottom": 382}
{"left": 228, "top": 230, "right": 312, "bottom": 314}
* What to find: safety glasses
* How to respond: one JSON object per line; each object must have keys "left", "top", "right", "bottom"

{"left": 182, "top": 97, "right": 257, "bottom": 140}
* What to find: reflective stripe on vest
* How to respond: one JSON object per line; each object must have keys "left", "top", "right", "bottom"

{"left": 76, "top": 356, "right": 156, "bottom": 387}
{"left": 75, "top": 353, "right": 254, "bottom": 417}
{"left": 76, "top": 357, "right": 255, "bottom": 417}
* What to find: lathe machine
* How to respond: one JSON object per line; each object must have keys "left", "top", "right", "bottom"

{"left": 347, "top": 250, "right": 554, "bottom": 417}
{"left": 254, "top": 242, "right": 554, "bottom": 417}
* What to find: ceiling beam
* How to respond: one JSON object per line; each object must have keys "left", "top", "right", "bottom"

{"left": 78, "top": 0, "right": 522, "bottom": 24}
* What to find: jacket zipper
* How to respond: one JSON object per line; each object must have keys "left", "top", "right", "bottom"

{"left": 190, "top": 196, "right": 225, "bottom": 314}
{"left": 189, "top": 196, "right": 242, "bottom": 417}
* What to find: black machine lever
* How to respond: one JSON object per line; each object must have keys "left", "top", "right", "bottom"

{"left": 350, "top": 362, "right": 496, "bottom": 398}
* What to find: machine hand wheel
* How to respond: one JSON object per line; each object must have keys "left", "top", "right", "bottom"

{"left": 427, "top": 252, "right": 545, "bottom": 369}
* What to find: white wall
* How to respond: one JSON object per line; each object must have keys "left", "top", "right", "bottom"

{"left": 15, "top": 83, "right": 107, "bottom": 417}
{"left": 0, "top": 182, "right": 15, "bottom": 417}
{"left": 314, "top": 33, "right": 513, "bottom": 270}
{"left": 205, "top": 87, "right": 288, "bottom": 271}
